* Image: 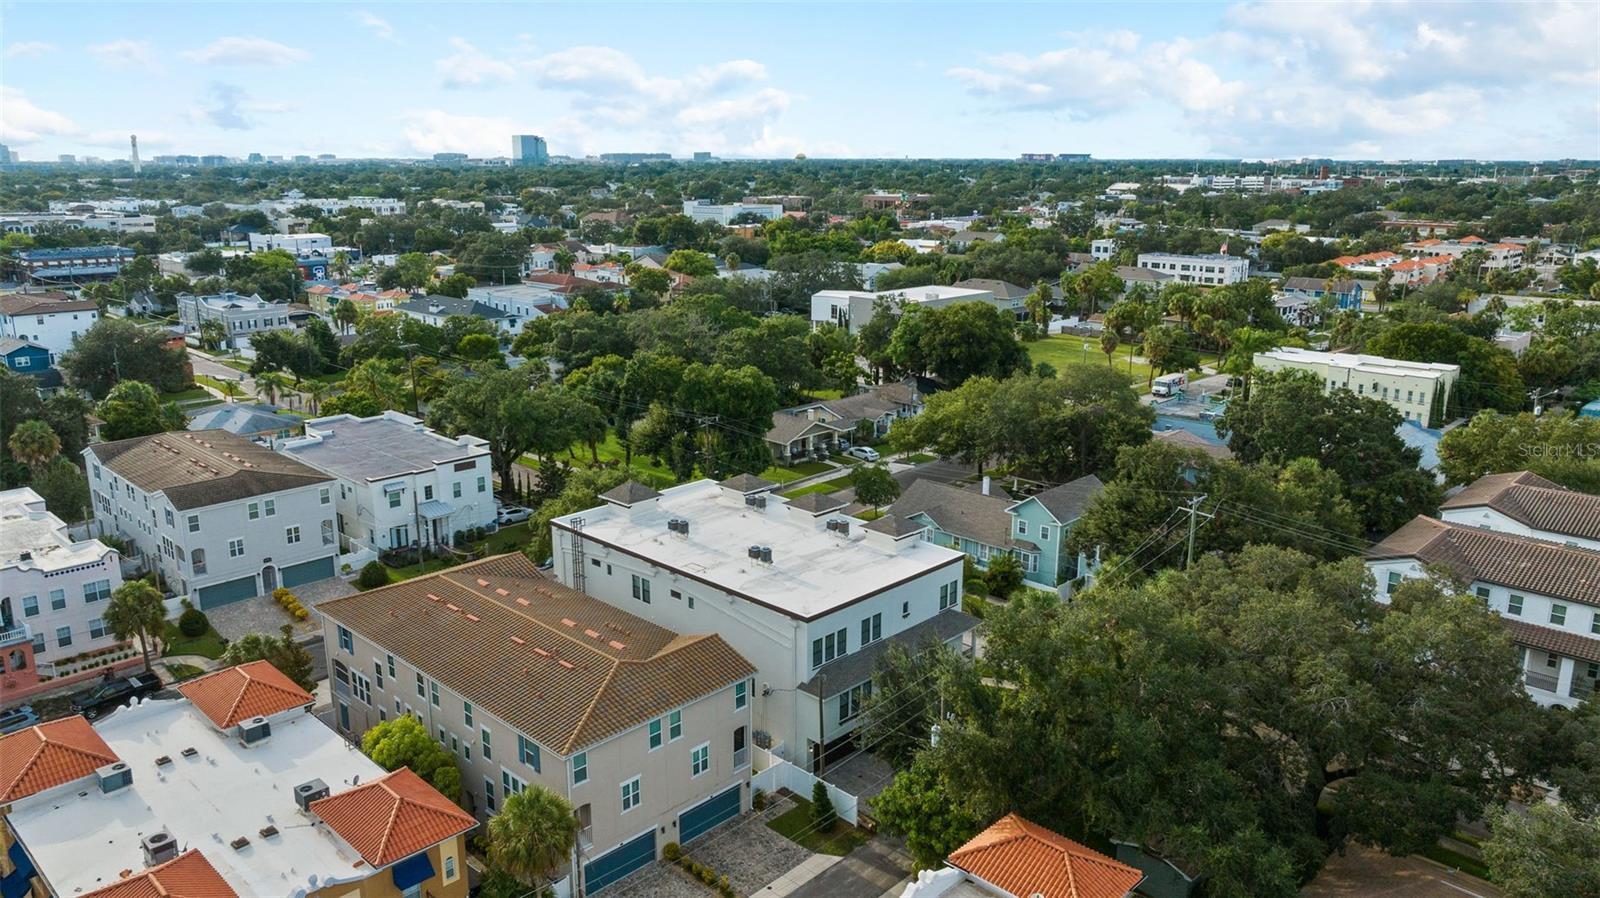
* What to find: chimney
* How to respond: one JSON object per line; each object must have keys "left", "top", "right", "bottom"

{"left": 980, "top": 475, "right": 991, "bottom": 496}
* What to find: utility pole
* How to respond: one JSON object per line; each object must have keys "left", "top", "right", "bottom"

{"left": 1183, "top": 495, "right": 1213, "bottom": 570}
{"left": 1529, "top": 387, "right": 1557, "bottom": 417}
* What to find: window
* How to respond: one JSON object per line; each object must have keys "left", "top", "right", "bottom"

{"left": 191, "top": 548, "right": 207, "bottom": 574}
{"left": 811, "top": 627, "right": 849, "bottom": 669}
{"left": 480, "top": 727, "right": 492, "bottom": 760}
{"left": 388, "top": 490, "right": 402, "bottom": 509}
{"left": 734, "top": 680, "right": 748, "bottom": 710}
{"left": 902, "top": 600, "right": 910, "bottom": 619}
{"left": 484, "top": 778, "right": 497, "bottom": 812}
{"left": 1592, "top": 613, "right": 1599, "bottom": 636}
{"left": 89, "top": 618, "right": 108, "bottom": 639}
{"left": 430, "top": 680, "right": 440, "bottom": 706}
{"left": 30, "top": 631, "right": 44, "bottom": 654}
{"left": 164, "top": 508, "right": 174, "bottom": 527}
{"left": 354, "top": 673, "right": 371, "bottom": 705}
{"left": 631, "top": 574, "right": 651, "bottom": 603}
{"left": 1016, "top": 519, "right": 1028, "bottom": 535}
{"left": 464, "top": 702, "right": 473, "bottom": 728}
{"left": 187, "top": 514, "right": 200, "bottom": 532}
{"left": 1508, "top": 594, "right": 1524, "bottom": 616}
{"left": 1386, "top": 572, "right": 1402, "bottom": 595}
{"left": 518, "top": 735, "right": 541, "bottom": 771}
{"left": 228, "top": 538, "right": 245, "bottom": 558}
{"left": 669, "top": 709, "right": 682, "bottom": 741}
{"left": 47, "top": 589, "right": 65, "bottom": 611}
{"left": 1475, "top": 586, "right": 1491, "bottom": 601}
{"left": 1551, "top": 603, "right": 1567, "bottom": 626}
{"left": 572, "top": 751, "right": 588, "bottom": 785}
{"left": 443, "top": 856, "right": 456, "bottom": 882}
{"left": 321, "top": 519, "right": 335, "bottom": 546}
{"left": 424, "top": 485, "right": 434, "bottom": 501}
{"left": 248, "top": 502, "right": 260, "bottom": 520}
{"left": 373, "top": 660, "right": 384, "bottom": 689}
{"left": 263, "top": 499, "right": 275, "bottom": 517}
{"left": 1039, "top": 525, "right": 1051, "bottom": 542}
{"left": 337, "top": 625, "right": 353, "bottom": 653}
{"left": 838, "top": 681, "right": 873, "bottom": 723}
{"left": 502, "top": 770, "right": 525, "bottom": 796}
{"left": 477, "top": 476, "right": 486, "bottom": 493}
{"left": 620, "top": 776, "right": 640, "bottom": 812}
{"left": 56, "top": 626, "right": 72, "bottom": 648}
{"left": 285, "top": 525, "right": 301, "bottom": 545}
{"left": 691, "top": 744, "right": 710, "bottom": 777}
{"left": 939, "top": 580, "right": 959, "bottom": 611}
{"left": 648, "top": 718, "right": 663, "bottom": 750}
{"left": 860, "top": 613, "right": 882, "bottom": 646}
{"left": 83, "top": 580, "right": 111, "bottom": 603}
{"left": 416, "top": 672, "right": 426, "bottom": 697}
{"left": 319, "top": 487, "right": 330, "bottom": 505}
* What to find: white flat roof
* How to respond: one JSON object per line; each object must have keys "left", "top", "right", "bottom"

{"left": 279, "top": 411, "right": 488, "bottom": 482}
{"left": 0, "top": 487, "right": 115, "bottom": 572}
{"left": 554, "top": 479, "right": 963, "bottom": 620}
{"left": 815, "top": 285, "right": 994, "bottom": 305}
{"left": 8, "top": 700, "right": 387, "bottom": 898}
{"left": 1256, "top": 347, "right": 1460, "bottom": 379}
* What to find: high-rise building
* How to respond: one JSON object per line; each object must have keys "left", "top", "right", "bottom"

{"left": 129, "top": 135, "right": 140, "bottom": 173}
{"left": 511, "top": 134, "right": 548, "bottom": 165}
{"left": 246, "top": 152, "right": 263, "bottom": 163}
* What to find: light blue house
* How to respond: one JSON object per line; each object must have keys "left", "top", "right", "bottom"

{"left": 888, "top": 474, "right": 1104, "bottom": 593}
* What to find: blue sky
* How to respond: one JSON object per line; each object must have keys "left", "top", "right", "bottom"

{"left": 3, "top": 1, "right": 1597, "bottom": 161}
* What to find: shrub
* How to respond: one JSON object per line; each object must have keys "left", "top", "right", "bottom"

{"left": 753, "top": 788, "right": 768, "bottom": 810}
{"left": 811, "top": 781, "right": 838, "bottom": 833}
{"left": 662, "top": 843, "right": 681, "bottom": 862}
{"left": 358, "top": 561, "right": 390, "bottom": 589}
{"left": 272, "top": 587, "right": 292, "bottom": 602}
{"left": 177, "top": 601, "right": 209, "bottom": 637}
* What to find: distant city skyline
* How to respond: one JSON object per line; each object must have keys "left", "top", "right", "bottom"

{"left": 2, "top": 1, "right": 1596, "bottom": 162}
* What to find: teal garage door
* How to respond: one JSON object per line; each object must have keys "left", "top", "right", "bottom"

{"left": 196, "top": 575, "right": 258, "bottom": 609}
{"left": 281, "top": 555, "right": 335, "bottom": 588}
{"left": 679, "top": 785, "right": 741, "bottom": 844}
{"left": 584, "top": 830, "right": 655, "bottom": 894}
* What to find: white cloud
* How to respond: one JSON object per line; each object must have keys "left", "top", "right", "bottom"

{"left": 435, "top": 37, "right": 518, "bottom": 89}
{"left": 0, "top": 87, "right": 78, "bottom": 144}
{"left": 181, "top": 37, "right": 309, "bottom": 67}
{"left": 354, "top": 11, "right": 396, "bottom": 41}
{"left": 88, "top": 39, "right": 154, "bottom": 69}
{"left": 191, "top": 82, "right": 293, "bottom": 130}
{"left": 400, "top": 109, "right": 518, "bottom": 155}
{"left": 5, "top": 41, "right": 56, "bottom": 58}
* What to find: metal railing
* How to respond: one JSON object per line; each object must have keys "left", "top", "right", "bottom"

{"left": 733, "top": 746, "right": 750, "bottom": 770}
{"left": 1523, "top": 669, "right": 1560, "bottom": 693}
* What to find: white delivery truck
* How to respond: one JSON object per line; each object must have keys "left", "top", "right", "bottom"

{"left": 1151, "top": 372, "right": 1188, "bottom": 397}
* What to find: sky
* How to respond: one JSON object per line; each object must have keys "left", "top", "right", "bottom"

{"left": 2, "top": 1, "right": 1597, "bottom": 162}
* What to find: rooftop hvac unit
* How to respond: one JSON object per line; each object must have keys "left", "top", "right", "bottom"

{"left": 142, "top": 830, "right": 178, "bottom": 866}
{"left": 294, "top": 778, "right": 330, "bottom": 813}
{"left": 744, "top": 494, "right": 766, "bottom": 509}
{"left": 760, "top": 547, "right": 772, "bottom": 563}
{"left": 747, "top": 545, "right": 761, "bottom": 560}
{"left": 97, "top": 761, "right": 133, "bottom": 794}
{"left": 237, "top": 716, "right": 271, "bottom": 746}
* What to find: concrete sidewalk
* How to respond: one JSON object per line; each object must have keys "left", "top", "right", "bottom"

{"left": 753, "top": 854, "right": 841, "bottom": 898}
{"left": 783, "top": 837, "right": 912, "bottom": 898}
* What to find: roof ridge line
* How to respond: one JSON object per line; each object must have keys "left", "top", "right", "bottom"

{"left": 563, "top": 657, "right": 624, "bottom": 755}
{"left": 373, "top": 774, "right": 405, "bottom": 864}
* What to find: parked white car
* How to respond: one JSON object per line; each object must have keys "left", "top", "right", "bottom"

{"left": 496, "top": 506, "right": 532, "bottom": 525}
{"left": 846, "top": 446, "right": 880, "bottom": 462}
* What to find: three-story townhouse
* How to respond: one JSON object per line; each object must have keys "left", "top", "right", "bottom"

{"left": 319, "top": 553, "right": 756, "bottom": 895}
{"left": 0, "top": 487, "right": 123, "bottom": 678}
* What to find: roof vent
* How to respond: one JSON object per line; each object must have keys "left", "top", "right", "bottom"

{"left": 745, "top": 494, "right": 767, "bottom": 510}
{"left": 181, "top": 747, "right": 198, "bottom": 758}
{"left": 237, "top": 716, "right": 271, "bottom": 746}
{"left": 259, "top": 825, "right": 279, "bottom": 839}
{"left": 97, "top": 761, "right": 133, "bottom": 794}
{"left": 760, "top": 547, "right": 773, "bottom": 564}
{"left": 294, "top": 778, "right": 330, "bottom": 813}
{"left": 142, "top": 830, "right": 178, "bottom": 866}
{"left": 230, "top": 836, "right": 250, "bottom": 851}
{"left": 747, "top": 545, "right": 760, "bottom": 560}
{"left": 155, "top": 755, "right": 173, "bottom": 767}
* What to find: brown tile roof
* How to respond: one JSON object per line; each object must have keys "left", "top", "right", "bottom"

{"left": 1441, "top": 471, "right": 1600, "bottom": 542}
{"left": 317, "top": 554, "right": 755, "bottom": 754}
{"left": 1502, "top": 617, "right": 1600, "bottom": 665}
{"left": 1367, "top": 516, "right": 1600, "bottom": 607}
{"left": 310, "top": 768, "right": 475, "bottom": 868}
{"left": 948, "top": 813, "right": 1144, "bottom": 898}
{"left": 0, "top": 715, "right": 119, "bottom": 802}
{"left": 79, "top": 849, "right": 239, "bottom": 898}
{"left": 0, "top": 292, "right": 99, "bottom": 316}
{"left": 86, "top": 430, "right": 332, "bottom": 510}
{"left": 177, "top": 660, "right": 314, "bottom": 729}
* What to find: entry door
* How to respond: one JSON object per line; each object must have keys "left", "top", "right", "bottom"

{"left": 261, "top": 565, "right": 278, "bottom": 592}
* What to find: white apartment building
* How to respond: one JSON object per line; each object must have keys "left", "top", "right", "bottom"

{"left": 0, "top": 292, "right": 100, "bottom": 364}
{"left": 176, "top": 292, "right": 295, "bottom": 348}
{"left": 1252, "top": 347, "right": 1461, "bottom": 427}
{"left": 84, "top": 431, "right": 338, "bottom": 609}
{"left": 246, "top": 232, "right": 333, "bottom": 254}
{"left": 0, "top": 487, "right": 123, "bottom": 668}
{"left": 551, "top": 477, "right": 979, "bottom": 771}
{"left": 321, "top": 553, "right": 757, "bottom": 895}
{"left": 1440, "top": 470, "right": 1600, "bottom": 552}
{"left": 467, "top": 284, "right": 567, "bottom": 334}
{"left": 811, "top": 284, "right": 1010, "bottom": 334}
{"left": 1367, "top": 513, "right": 1600, "bottom": 708}
{"left": 681, "top": 199, "right": 784, "bottom": 225}
{"left": 278, "top": 411, "right": 495, "bottom": 553}
{"left": 1090, "top": 238, "right": 1118, "bottom": 260}
{"left": 1134, "top": 252, "right": 1249, "bottom": 286}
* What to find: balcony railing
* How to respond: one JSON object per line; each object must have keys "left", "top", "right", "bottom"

{"left": 0, "top": 623, "right": 31, "bottom": 650}
{"left": 734, "top": 746, "right": 750, "bottom": 770}
{"left": 1569, "top": 677, "right": 1597, "bottom": 699}
{"left": 1523, "top": 669, "right": 1560, "bottom": 693}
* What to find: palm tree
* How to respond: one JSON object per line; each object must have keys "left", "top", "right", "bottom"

{"left": 304, "top": 381, "right": 329, "bottom": 416}
{"left": 8, "top": 419, "right": 60, "bottom": 471}
{"left": 333, "top": 298, "right": 360, "bottom": 335}
{"left": 1099, "top": 330, "right": 1118, "bottom": 368}
{"left": 104, "top": 579, "right": 167, "bottom": 673}
{"left": 255, "top": 371, "right": 291, "bottom": 406}
{"left": 219, "top": 378, "right": 242, "bottom": 403}
{"left": 332, "top": 250, "right": 351, "bottom": 281}
{"left": 488, "top": 786, "right": 579, "bottom": 893}
{"left": 1221, "top": 326, "right": 1281, "bottom": 402}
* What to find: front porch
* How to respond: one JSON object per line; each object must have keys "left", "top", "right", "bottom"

{"left": 1507, "top": 617, "right": 1600, "bottom": 708}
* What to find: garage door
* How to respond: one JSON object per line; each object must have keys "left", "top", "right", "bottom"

{"left": 584, "top": 829, "right": 655, "bottom": 894}
{"left": 281, "top": 555, "right": 335, "bottom": 588}
{"left": 196, "top": 575, "right": 258, "bottom": 609}
{"left": 678, "top": 785, "right": 741, "bottom": 844}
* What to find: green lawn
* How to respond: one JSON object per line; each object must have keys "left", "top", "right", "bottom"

{"left": 161, "top": 387, "right": 214, "bottom": 403}
{"left": 216, "top": 358, "right": 253, "bottom": 373}
{"left": 162, "top": 661, "right": 207, "bottom": 682}
{"left": 760, "top": 460, "right": 832, "bottom": 483}
{"left": 383, "top": 522, "right": 535, "bottom": 582}
{"left": 193, "top": 374, "right": 234, "bottom": 394}
{"left": 766, "top": 797, "right": 869, "bottom": 856}
{"left": 541, "top": 433, "right": 680, "bottom": 489}
{"left": 780, "top": 474, "right": 855, "bottom": 499}
{"left": 162, "top": 621, "right": 227, "bottom": 660}
{"left": 902, "top": 452, "right": 937, "bottom": 464}
{"left": 1025, "top": 334, "right": 1218, "bottom": 390}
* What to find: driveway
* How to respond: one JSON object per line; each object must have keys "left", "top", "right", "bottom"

{"left": 1301, "top": 845, "right": 1503, "bottom": 898}
{"left": 206, "top": 577, "right": 355, "bottom": 641}
{"left": 687, "top": 797, "right": 813, "bottom": 897}
{"left": 783, "top": 835, "right": 911, "bottom": 898}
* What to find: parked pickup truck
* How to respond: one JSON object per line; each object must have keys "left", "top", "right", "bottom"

{"left": 69, "top": 672, "right": 164, "bottom": 719}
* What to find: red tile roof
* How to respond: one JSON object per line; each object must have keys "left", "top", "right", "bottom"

{"left": 1441, "top": 471, "right": 1600, "bottom": 542}
{"left": 0, "top": 716, "right": 119, "bottom": 802}
{"left": 1367, "top": 515, "right": 1600, "bottom": 607}
{"left": 176, "top": 660, "right": 313, "bottom": 729}
{"left": 80, "top": 849, "right": 239, "bottom": 898}
{"left": 948, "top": 814, "right": 1144, "bottom": 898}
{"left": 311, "top": 768, "right": 475, "bottom": 867}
